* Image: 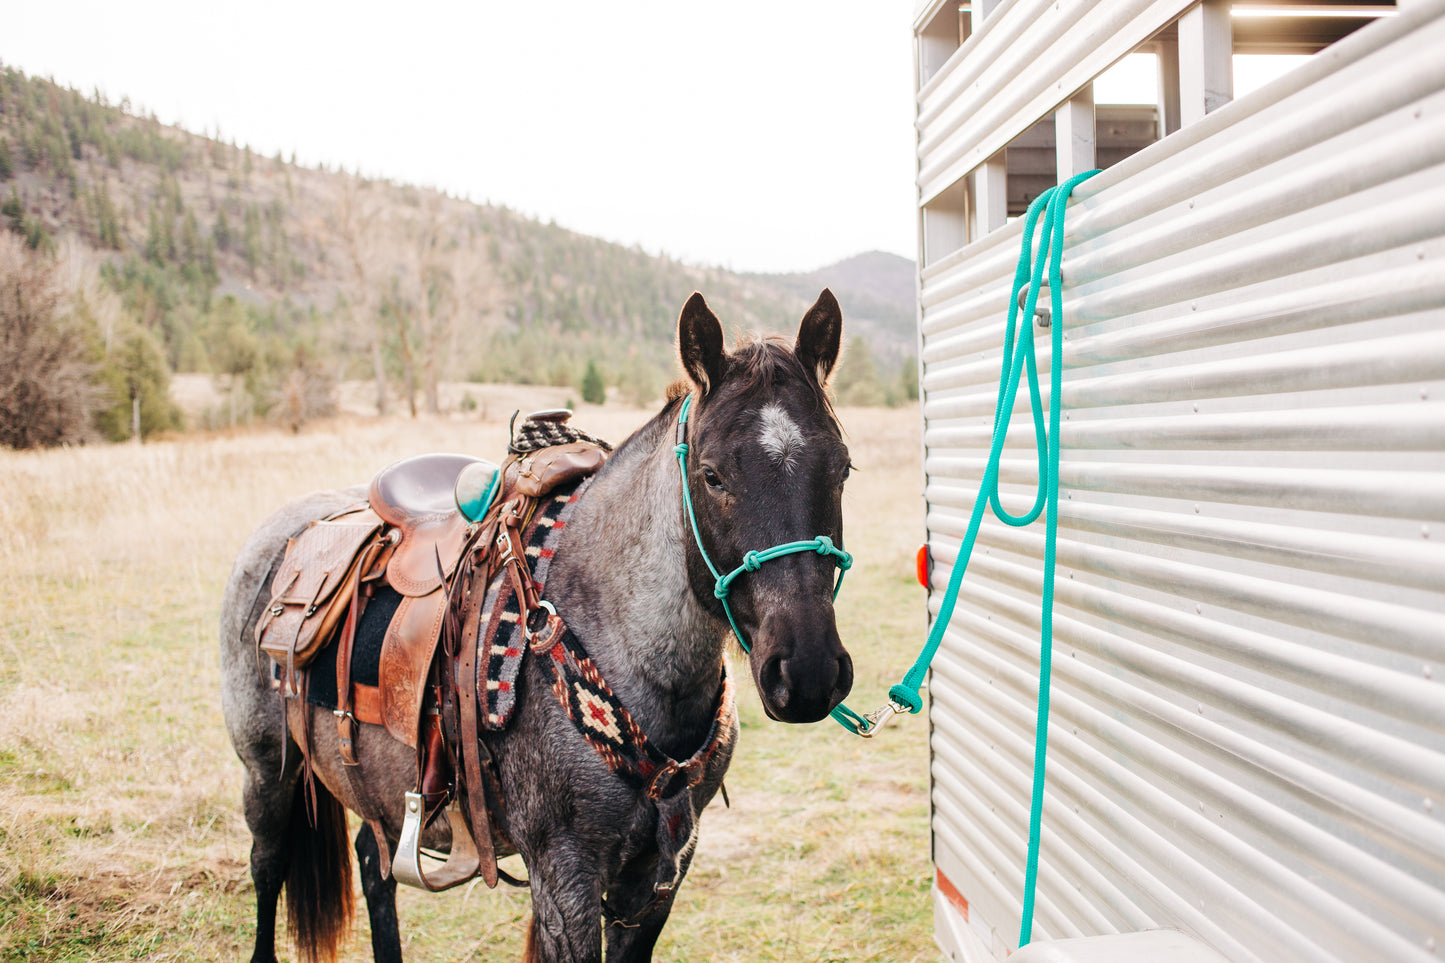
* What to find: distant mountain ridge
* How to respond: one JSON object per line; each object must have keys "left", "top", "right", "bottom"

{"left": 750, "top": 250, "right": 917, "bottom": 361}
{"left": 0, "top": 63, "right": 918, "bottom": 427}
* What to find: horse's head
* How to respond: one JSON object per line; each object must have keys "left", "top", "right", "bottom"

{"left": 674, "top": 289, "right": 853, "bottom": 724}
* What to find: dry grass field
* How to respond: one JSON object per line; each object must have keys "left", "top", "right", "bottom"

{"left": 0, "top": 399, "right": 933, "bottom": 962}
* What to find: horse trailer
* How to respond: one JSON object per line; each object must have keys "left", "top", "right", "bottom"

{"left": 910, "top": 1, "right": 1444, "bottom": 960}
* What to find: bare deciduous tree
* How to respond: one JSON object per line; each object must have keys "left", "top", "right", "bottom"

{"left": 0, "top": 233, "right": 104, "bottom": 449}
{"left": 333, "top": 176, "right": 389, "bottom": 415}
{"left": 410, "top": 198, "right": 444, "bottom": 416}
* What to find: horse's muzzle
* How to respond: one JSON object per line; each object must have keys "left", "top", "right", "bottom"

{"left": 750, "top": 611, "right": 853, "bottom": 724}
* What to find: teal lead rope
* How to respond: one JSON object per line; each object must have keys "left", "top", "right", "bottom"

{"left": 675, "top": 167, "right": 1096, "bottom": 945}
{"left": 881, "top": 170, "right": 1100, "bottom": 946}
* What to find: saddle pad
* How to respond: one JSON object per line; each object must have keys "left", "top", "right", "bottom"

{"left": 479, "top": 476, "right": 592, "bottom": 730}
{"left": 305, "top": 585, "right": 402, "bottom": 711}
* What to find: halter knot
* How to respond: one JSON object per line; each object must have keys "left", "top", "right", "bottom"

{"left": 742, "top": 551, "right": 763, "bottom": 572}
{"left": 814, "top": 535, "right": 851, "bottom": 568}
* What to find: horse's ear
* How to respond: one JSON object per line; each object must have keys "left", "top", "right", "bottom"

{"left": 677, "top": 292, "right": 726, "bottom": 395}
{"left": 796, "top": 288, "right": 843, "bottom": 386}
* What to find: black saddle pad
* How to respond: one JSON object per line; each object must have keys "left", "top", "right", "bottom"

{"left": 305, "top": 585, "right": 403, "bottom": 711}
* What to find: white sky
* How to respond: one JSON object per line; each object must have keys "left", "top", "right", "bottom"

{"left": 4, "top": 0, "right": 921, "bottom": 274}
{"left": 5, "top": 3, "right": 1310, "bottom": 274}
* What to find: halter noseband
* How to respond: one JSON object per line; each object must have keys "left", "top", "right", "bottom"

{"left": 672, "top": 394, "right": 852, "bottom": 652}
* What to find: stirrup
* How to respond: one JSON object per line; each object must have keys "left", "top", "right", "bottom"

{"left": 392, "top": 791, "right": 481, "bottom": 891}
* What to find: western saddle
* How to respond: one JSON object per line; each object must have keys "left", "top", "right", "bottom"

{"left": 255, "top": 411, "right": 609, "bottom": 891}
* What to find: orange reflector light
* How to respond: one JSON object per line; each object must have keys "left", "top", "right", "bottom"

{"left": 915, "top": 544, "right": 931, "bottom": 589}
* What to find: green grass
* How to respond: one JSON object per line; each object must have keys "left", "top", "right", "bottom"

{"left": 0, "top": 407, "right": 933, "bottom": 961}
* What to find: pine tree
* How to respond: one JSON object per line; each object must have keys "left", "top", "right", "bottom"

{"left": 833, "top": 336, "right": 886, "bottom": 406}
{"left": 580, "top": 359, "right": 606, "bottom": 405}
{"left": 897, "top": 355, "right": 920, "bottom": 404}
{"left": 92, "top": 182, "right": 121, "bottom": 249}
{"left": 144, "top": 204, "right": 166, "bottom": 264}
{"left": 212, "top": 208, "right": 232, "bottom": 251}
{"left": 94, "top": 322, "right": 181, "bottom": 441}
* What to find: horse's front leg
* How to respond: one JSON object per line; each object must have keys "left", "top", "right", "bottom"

{"left": 600, "top": 841, "right": 698, "bottom": 963}
{"left": 522, "top": 845, "right": 604, "bottom": 963}
{"left": 356, "top": 825, "right": 402, "bottom": 963}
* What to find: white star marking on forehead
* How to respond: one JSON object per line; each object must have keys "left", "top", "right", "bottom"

{"left": 757, "top": 404, "right": 805, "bottom": 474}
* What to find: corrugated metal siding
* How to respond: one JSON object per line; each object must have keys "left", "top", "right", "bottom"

{"left": 916, "top": 0, "right": 1193, "bottom": 207}
{"left": 918, "top": 5, "right": 1445, "bottom": 962}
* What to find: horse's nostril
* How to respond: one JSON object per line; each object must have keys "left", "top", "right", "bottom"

{"left": 758, "top": 656, "right": 785, "bottom": 701}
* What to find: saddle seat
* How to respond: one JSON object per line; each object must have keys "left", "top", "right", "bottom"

{"left": 369, "top": 452, "right": 483, "bottom": 597}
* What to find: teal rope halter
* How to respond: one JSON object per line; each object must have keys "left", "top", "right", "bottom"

{"left": 672, "top": 395, "right": 866, "bottom": 732}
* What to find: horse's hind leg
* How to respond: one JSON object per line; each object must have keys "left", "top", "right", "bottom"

{"left": 356, "top": 825, "right": 402, "bottom": 962}
{"left": 241, "top": 764, "right": 297, "bottom": 963}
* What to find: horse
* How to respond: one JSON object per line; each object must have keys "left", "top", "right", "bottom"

{"left": 219, "top": 289, "right": 855, "bottom": 963}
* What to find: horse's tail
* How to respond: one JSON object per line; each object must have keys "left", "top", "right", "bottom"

{"left": 523, "top": 915, "right": 540, "bottom": 963}
{"left": 285, "top": 776, "right": 354, "bottom": 963}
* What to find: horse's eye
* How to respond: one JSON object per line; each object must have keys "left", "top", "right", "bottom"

{"left": 702, "top": 467, "right": 724, "bottom": 491}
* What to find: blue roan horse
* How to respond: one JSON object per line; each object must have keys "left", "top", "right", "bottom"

{"left": 219, "top": 291, "right": 855, "bottom": 962}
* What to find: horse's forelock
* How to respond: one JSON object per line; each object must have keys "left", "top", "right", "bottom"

{"left": 724, "top": 338, "right": 838, "bottom": 430}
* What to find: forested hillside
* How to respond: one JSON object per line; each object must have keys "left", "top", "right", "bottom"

{"left": 0, "top": 64, "right": 916, "bottom": 446}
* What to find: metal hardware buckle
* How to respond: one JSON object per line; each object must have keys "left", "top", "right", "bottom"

{"left": 523, "top": 600, "right": 557, "bottom": 644}
{"left": 858, "top": 700, "right": 909, "bottom": 738}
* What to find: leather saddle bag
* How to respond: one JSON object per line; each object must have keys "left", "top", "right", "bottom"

{"left": 509, "top": 441, "right": 608, "bottom": 498}
{"left": 256, "top": 507, "right": 388, "bottom": 670}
